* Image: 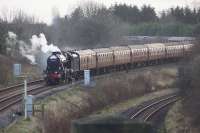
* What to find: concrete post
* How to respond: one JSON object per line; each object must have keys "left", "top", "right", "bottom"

{"left": 24, "top": 79, "right": 27, "bottom": 119}
{"left": 84, "top": 70, "right": 90, "bottom": 86}
{"left": 26, "top": 95, "right": 33, "bottom": 117}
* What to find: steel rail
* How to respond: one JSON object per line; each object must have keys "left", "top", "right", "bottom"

{"left": 130, "top": 94, "right": 178, "bottom": 119}
{"left": 0, "top": 63, "right": 178, "bottom": 113}
{"left": 143, "top": 97, "right": 181, "bottom": 122}
{"left": 0, "top": 79, "right": 44, "bottom": 93}
{"left": 0, "top": 85, "right": 46, "bottom": 112}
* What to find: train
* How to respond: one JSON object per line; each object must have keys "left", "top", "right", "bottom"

{"left": 44, "top": 42, "right": 193, "bottom": 84}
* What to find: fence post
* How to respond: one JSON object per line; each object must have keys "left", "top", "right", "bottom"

{"left": 41, "top": 104, "right": 45, "bottom": 118}
{"left": 32, "top": 104, "right": 35, "bottom": 116}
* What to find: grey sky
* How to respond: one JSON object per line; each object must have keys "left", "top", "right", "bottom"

{"left": 0, "top": 0, "right": 199, "bottom": 24}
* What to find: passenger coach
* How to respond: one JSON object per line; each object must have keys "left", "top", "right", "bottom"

{"left": 45, "top": 42, "right": 194, "bottom": 84}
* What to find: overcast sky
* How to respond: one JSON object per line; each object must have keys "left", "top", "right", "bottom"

{"left": 0, "top": 0, "right": 199, "bottom": 24}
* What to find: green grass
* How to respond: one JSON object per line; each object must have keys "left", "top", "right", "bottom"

{"left": 5, "top": 89, "right": 178, "bottom": 133}
{"left": 164, "top": 101, "right": 190, "bottom": 133}
{"left": 92, "top": 88, "right": 178, "bottom": 116}
{"left": 5, "top": 66, "right": 178, "bottom": 133}
{"left": 3, "top": 118, "right": 40, "bottom": 133}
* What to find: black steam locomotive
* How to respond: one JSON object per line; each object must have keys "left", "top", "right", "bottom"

{"left": 44, "top": 43, "right": 193, "bottom": 84}
{"left": 44, "top": 51, "right": 79, "bottom": 84}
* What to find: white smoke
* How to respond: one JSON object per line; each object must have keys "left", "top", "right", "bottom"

{"left": 8, "top": 31, "right": 17, "bottom": 39}
{"left": 6, "top": 31, "right": 61, "bottom": 69}
{"left": 30, "top": 34, "right": 61, "bottom": 54}
{"left": 28, "top": 33, "right": 61, "bottom": 69}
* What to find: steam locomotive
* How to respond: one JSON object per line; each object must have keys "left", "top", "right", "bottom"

{"left": 44, "top": 43, "right": 193, "bottom": 84}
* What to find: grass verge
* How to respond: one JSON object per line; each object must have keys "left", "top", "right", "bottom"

{"left": 4, "top": 66, "right": 178, "bottom": 133}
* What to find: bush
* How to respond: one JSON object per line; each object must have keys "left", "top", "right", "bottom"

{"left": 178, "top": 41, "right": 200, "bottom": 132}
{"left": 39, "top": 73, "right": 154, "bottom": 133}
{"left": 0, "top": 63, "right": 11, "bottom": 85}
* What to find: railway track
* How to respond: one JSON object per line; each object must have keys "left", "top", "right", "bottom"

{"left": 0, "top": 79, "right": 44, "bottom": 96}
{"left": 0, "top": 62, "right": 178, "bottom": 114}
{"left": 0, "top": 79, "right": 83, "bottom": 113}
{"left": 0, "top": 79, "right": 45, "bottom": 112}
{"left": 124, "top": 93, "right": 180, "bottom": 122}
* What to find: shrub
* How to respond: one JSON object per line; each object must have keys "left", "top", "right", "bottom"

{"left": 39, "top": 73, "right": 154, "bottom": 133}
{"left": 178, "top": 41, "right": 200, "bottom": 132}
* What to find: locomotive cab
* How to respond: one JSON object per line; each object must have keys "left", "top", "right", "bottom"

{"left": 66, "top": 51, "right": 80, "bottom": 80}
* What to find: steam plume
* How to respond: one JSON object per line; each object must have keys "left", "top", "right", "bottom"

{"left": 6, "top": 31, "right": 61, "bottom": 69}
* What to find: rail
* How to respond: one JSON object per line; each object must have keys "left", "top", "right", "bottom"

{"left": 129, "top": 93, "right": 180, "bottom": 122}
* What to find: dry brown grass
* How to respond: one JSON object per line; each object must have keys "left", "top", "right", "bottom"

{"left": 0, "top": 64, "right": 11, "bottom": 85}
{"left": 0, "top": 54, "right": 42, "bottom": 87}
{"left": 4, "top": 66, "right": 177, "bottom": 133}
{"left": 0, "top": 54, "right": 13, "bottom": 85}
{"left": 37, "top": 69, "right": 177, "bottom": 133}
{"left": 177, "top": 42, "right": 200, "bottom": 133}
{"left": 165, "top": 100, "right": 200, "bottom": 133}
